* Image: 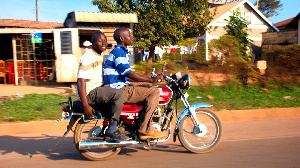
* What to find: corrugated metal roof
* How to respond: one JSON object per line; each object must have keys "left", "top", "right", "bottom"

{"left": 0, "top": 19, "right": 63, "bottom": 29}
{"left": 74, "top": 11, "right": 138, "bottom": 23}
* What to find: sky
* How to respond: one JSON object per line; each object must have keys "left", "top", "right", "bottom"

{"left": 0, "top": 0, "right": 299, "bottom": 24}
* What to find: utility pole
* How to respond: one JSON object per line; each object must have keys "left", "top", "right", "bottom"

{"left": 36, "top": 0, "right": 38, "bottom": 21}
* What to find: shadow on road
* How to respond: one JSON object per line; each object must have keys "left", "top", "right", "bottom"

{"left": 0, "top": 134, "right": 190, "bottom": 161}
{"left": 0, "top": 134, "right": 76, "bottom": 158}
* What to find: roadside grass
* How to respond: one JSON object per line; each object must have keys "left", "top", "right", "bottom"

{"left": 0, "top": 86, "right": 299, "bottom": 122}
{"left": 0, "top": 94, "right": 77, "bottom": 122}
{"left": 185, "top": 85, "right": 300, "bottom": 110}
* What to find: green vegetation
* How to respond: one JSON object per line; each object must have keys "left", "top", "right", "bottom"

{"left": 185, "top": 85, "right": 300, "bottom": 111}
{"left": 92, "top": 0, "right": 214, "bottom": 64}
{"left": 254, "top": 0, "right": 283, "bottom": 18}
{"left": 0, "top": 85, "right": 299, "bottom": 122}
{"left": 0, "top": 94, "right": 77, "bottom": 122}
{"left": 262, "top": 44, "right": 300, "bottom": 77}
{"left": 224, "top": 11, "right": 253, "bottom": 61}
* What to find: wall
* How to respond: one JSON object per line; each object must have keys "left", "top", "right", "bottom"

{"left": 262, "top": 31, "right": 298, "bottom": 47}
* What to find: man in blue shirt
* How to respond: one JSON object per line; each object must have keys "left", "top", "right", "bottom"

{"left": 104, "top": 27, "right": 165, "bottom": 140}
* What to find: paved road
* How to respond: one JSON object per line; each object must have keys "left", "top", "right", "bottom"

{"left": 1, "top": 118, "right": 300, "bottom": 168}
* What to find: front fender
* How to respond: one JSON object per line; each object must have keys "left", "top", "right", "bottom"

{"left": 189, "top": 103, "right": 212, "bottom": 109}
{"left": 175, "top": 103, "right": 212, "bottom": 130}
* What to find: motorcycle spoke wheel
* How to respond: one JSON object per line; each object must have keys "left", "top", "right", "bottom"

{"left": 74, "top": 119, "right": 121, "bottom": 161}
{"left": 178, "top": 109, "right": 222, "bottom": 153}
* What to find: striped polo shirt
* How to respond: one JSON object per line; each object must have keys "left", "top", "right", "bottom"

{"left": 103, "top": 45, "right": 132, "bottom": 89}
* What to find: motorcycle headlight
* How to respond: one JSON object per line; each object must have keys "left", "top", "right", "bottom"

{"left": 178, "top": 74, "right": 190, "bottom": 90}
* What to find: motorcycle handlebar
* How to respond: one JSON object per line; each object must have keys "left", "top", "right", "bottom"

{"left": 152, "top": 62, "right": 176, "bottom": 83}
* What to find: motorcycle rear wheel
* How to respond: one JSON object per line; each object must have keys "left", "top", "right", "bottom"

{"left": 178, "top": 108, "right": 222, "bottom": 153}
{"left": 74, "top": 118, "right": 122, "bottom": 161}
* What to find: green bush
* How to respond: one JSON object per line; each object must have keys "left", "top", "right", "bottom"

{"left": 261, "top": 44, "right": 300, "bottom": 88}
{"left": 187, "top": 45, "right": 210, "bottom": 65}
{"left": 263, "top": 44, "right": 300, "bottom": 75}
{"left": 133, "top": 61, "right": 166, "bottom": 75}
{"left": 209, "top": 35, "right": 259, "bottom": 85}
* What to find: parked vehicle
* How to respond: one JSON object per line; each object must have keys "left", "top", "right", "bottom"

{"left": 55, "top": 62, "right": 222, "bottom": 161}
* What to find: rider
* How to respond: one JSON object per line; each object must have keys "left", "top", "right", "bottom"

{"left": 76, "top": 31, "right": 129, "bottom": 141}
{"left": 103, "top": 27, "right": 166, "bottom": 140}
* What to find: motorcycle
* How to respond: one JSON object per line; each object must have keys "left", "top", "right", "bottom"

{"left": 55, "top": 62, "right": 222, "bottom": 161}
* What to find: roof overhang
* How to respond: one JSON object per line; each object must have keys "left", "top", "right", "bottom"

{"left": 0, "top": 28, "right": 54, "bottom": 34}
{"left": 74, "top": 11, "right": 138, "bottom": 23}
{"left": 209, "top": 0, "right": 279, "bottom": 32}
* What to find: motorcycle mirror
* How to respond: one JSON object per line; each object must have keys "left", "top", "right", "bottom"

{"left": 68, "top": 96, "right": 72, "bottom": 110}
{"left": 151, "top": 66, "right": 156, "bottom": 77}
{"left": 161, "top": 62, "right": 166, "bottom": 75}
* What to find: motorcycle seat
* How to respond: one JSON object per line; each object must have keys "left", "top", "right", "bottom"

{"left": 72, "top": 100, "right": 103, "bottom": 113}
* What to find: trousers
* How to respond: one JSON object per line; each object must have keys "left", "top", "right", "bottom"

{"left": 121, "top": 85, "right": 160, "bottom": 134}
{"left": 87, "top": 87, "right": 126, "bottom": 121}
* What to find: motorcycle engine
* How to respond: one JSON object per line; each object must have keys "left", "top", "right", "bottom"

{"left": 152, "top": 107, "right": 161, "bottom": 131}
{"left": 152, "top": 107, "right": 162, "bottom": 131}
{"left": 152, "top": 107, "right": 161, "bottom": 122}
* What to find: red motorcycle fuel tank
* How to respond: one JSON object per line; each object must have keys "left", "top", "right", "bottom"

{"left": 156, "top": 85, "right": 173, "bottom": 105}
{"left": 120, "top": 103, "right": 143, "bottom": 124}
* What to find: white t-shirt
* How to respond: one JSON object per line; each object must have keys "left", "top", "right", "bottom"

{"left": 76, "top": 49, "right": 103, "bottom": 99}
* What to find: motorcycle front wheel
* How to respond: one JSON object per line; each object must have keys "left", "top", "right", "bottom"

{"left": 74, "top": 118, "right": 122, "bottom": 161}
{"left": 178, "top": 108, "right": 222, "bottom": 153}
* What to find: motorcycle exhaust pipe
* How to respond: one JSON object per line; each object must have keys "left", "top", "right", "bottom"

{"left": 78, "top": 140, "right": 140, "bottom": 150}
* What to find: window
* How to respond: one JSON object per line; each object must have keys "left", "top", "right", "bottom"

{"left": 107, "top": 43, "right": 113, "bottom": 49}
{"left": 60, "top": 31, "right": 72, "bottom": 54}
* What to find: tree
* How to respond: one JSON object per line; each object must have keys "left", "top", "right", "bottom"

{"left": 254, "top": 0, "right": 282, "bottom": 18}
{"left": 92, "top": 0, "right": 214, "bottom": 65}
{"left": 221, "top": 11, "right": 258, "bottom": 85}
{"left": 209, "top": 35, "right": 240, "bottom": 60}
{"left": 177, "top": 38, "right": 196, "bottom": 47}
{"left": 224, "top": 11, "right": 253, "bottom": 61}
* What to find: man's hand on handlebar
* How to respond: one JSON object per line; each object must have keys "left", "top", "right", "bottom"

{"left": 152, "top": 74, "right": 164, "bottom": 83}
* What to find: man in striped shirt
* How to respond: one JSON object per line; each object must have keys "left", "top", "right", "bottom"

{"left": 104, "top": 27, "right": 165, "bottom": 140}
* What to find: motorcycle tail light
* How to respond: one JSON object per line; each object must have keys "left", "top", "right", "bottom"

{"left": 62, "top": 112, "right": 70, "bottom": 118}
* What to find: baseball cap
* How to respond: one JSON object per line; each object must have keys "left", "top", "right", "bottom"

{"left": 83, "top": 40, "right": 92, "bottom": 47}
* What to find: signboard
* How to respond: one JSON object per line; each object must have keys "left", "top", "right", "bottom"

{"left": 30, "top": 28, "right": 42, "bottom": 43}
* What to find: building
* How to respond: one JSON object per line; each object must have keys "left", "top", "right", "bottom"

{"left": 0, "top": 19, "right": 63, "bottom": 85}
{"left": 195, "top": 0, "right": 279, "bottom": 60}
{"left": 55, "top": 11, "right": 138, "bottom": 83}
{"left": 262, "top": 12, "right": 299, "bottom": 47}
{"left": 0, "top": 12, "right": 138, "bottom": 85}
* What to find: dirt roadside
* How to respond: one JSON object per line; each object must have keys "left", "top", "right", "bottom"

{"left": 0, "top": 83, "right": 74, "bottom": 97}
{"left": 0, "top": 83, "right": 299, "bottom": 136}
